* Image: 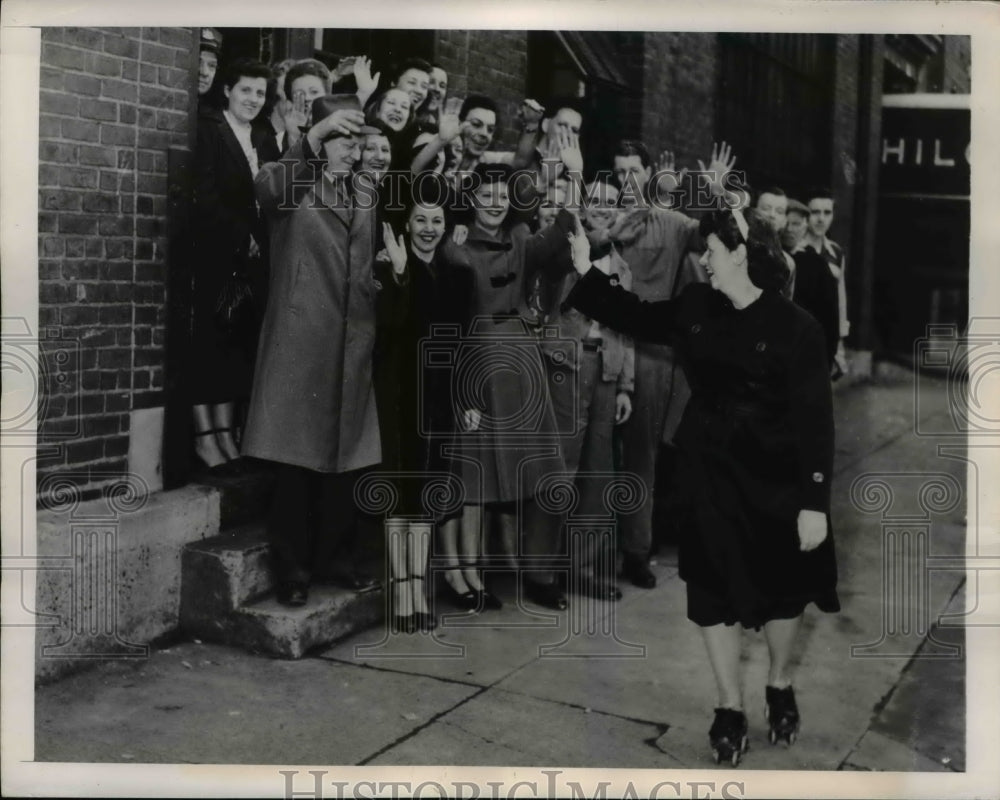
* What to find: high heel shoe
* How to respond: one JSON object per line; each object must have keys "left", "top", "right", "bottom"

{"left": 525, "top": 579, "right": 568, "bottom": 611}
{"left": 459, "top": 561, "right": 502, "bottom": 611}
{"left": 193, "top": 429, "right": 227, "bottom": 471}
{"left": 440, "top": 582, "right": 479, "bottom": 611}
{"left": 410, "top": 575, "right": 437, "bottom": 632}
{"left": 389, "top": 577, "right": 416, "bottom": 634}
{"left": 214, "top": 426, "right": 248, "bottom": 472}
{"left": 475, "top": 588, "right": 503, "bottom": 610}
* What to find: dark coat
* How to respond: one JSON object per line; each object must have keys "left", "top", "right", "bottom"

{"left": 373, "top": 245, "right": 475, "bottom": 517}
{"left": 190, "top": 112, "right": 268, "bottom": 403}
{"left": 792, "top": 248, "right": 841, "bottom": 368}
{"left": 567, "top": 274, "right": 839, "bottom": 628}
{"left": 242, "top": 138, "right": 381, "bottom": 474}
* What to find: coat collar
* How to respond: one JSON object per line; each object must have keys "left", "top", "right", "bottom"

{"left": 216, "top": 113, "right": 255, "bottom": 179}
{"left": 315, "top": 171, "right": 354, "bottom": 229}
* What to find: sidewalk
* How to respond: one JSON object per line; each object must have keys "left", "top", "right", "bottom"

{"left": 34, "top": 373, "right": 968, "bottom": 771}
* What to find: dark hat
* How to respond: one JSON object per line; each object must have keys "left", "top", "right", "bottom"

{"left": 303, "top": 94, "right": 381, "bottom": 139}
{"left": 200, "top": 28, "right": 223, "bottom": 54}
{"left": 786, "top": 198, "right": 810, "bottom": 217}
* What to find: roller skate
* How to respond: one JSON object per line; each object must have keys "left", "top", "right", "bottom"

{"left": 709, "top": 708, "right": 749, "bottom": 766}
{"left": 765, "top": 685, "right": 800, "bottom": 746}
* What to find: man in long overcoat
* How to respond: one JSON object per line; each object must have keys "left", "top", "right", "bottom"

{"left": 243, "top": 96, "right": 383, "bottom": 606}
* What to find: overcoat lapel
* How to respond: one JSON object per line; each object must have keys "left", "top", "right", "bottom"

{"left": 315, "top": 173, "right": 353, "bottom": 230}
{"left": 217, "top": 117, "right": 255, "bottom": 184}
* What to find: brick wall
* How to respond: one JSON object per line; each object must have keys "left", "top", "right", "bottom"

{"left": 640, "top": 33, "right": 719, "bottom": 168}
{"left": 939, "top": 36, "right": 971, "bottom": 94}
{"left": 433, "top": 30, "right": 529, "bottom": 151}
{"left": 37, "top": 27, "right": 196, "bottom": 502}
{"left": 830, "top": 35, "right": 860, "bottom": 343}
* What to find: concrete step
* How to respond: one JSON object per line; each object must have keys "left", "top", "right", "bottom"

{"left": 191, "top": 460, "right": 277, "bottom": 529}
{"left": 236, "top": 587, "right": 384, "bottom": 659}
{"left": 179, "top": 523, "right": 384, "bottom": 659}
{"left": 180, "top": 523, "right": 272, "bottom": 614}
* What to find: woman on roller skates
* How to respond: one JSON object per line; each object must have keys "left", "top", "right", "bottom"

{"left": 564, "top": 206, "right": 839, "bottom": 766}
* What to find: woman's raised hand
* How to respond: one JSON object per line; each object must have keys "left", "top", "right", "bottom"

{"left": 567, "top": 213, "right": 592, "bottom": 274}
{"left": 353, "top": 56, "right": 380, "bottom": 96}
{"left": 606, "top": 206, "right": 649, "bottom": 245}
{"left": 333, "top": 55, "right": 358, "bottom": 82}
{"left": 654, "top": 149, "right": 688, "bottom": 195}
{"left": 437, "top": 97, "right": 463, "bottom": 142}
{"left": 282, "top": 92, "right": 308, "bottom": 137}
{"left": 697, "top": 141, "right": 738, "bottom": 198}
{"left": 797, "top": 509, "right": 828, "bottom": 552}
{"left": 382, "top": 223, "right": 407, "bottom": 276}
{"left": 557, "top": 129, "right": 583, "bottom": 174}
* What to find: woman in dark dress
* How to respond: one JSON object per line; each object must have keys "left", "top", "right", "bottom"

{"left": 372, "top": 183, "right": 476, "bottom": 633}
{"left": 191, "top": 58, "right": 270, "bottom": 468}
{"left": 565, "top": 207, "right": 838, "bottom": 765}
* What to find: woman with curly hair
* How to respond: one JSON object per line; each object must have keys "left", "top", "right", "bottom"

{"left": 564, "top": 206, "right": 839, "bottom": 765}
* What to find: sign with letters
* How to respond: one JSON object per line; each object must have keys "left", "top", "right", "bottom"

{"left": 879, "top": 95, "right": 970, "bottom": 198}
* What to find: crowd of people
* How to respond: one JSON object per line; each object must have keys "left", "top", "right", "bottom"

{"left": 190, "top": 28, "right": 848, "bottom": 764}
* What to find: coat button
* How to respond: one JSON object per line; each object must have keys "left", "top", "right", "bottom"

{"left": 609, "top": 275, "right": 620, "bottom": 286}
{"left": 756, "top": 341, "right": 767, "bottom": 352}
{"left": 812, "top": 472, "right": 825, "bottom": 483}
{"left": 691, "top": 323, "right": 702, "bottom": 334}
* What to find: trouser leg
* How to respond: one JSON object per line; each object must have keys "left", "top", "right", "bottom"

{"left": 314, "top": 467, "right": 365, "bottom": 576}
{"left": 575, "top": 374, "right": 617, "bottom": 575}
{"left": 619, "top": 345, "right": 673, "bottom": 561}
{"left": 267, "top": 462, "right": 318, "bottom": 584}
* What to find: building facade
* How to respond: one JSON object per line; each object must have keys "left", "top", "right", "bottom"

{"left": 34, "top": 28, "right": 970, "bottom": 501}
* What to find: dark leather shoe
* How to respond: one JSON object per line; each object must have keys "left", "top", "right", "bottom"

{"left": 276, "top": 581, "right": 309, "bottom": 607}
{"left": 584, "top": 579, "right": 623, "bottom": 601}
{"left": 415, "top": 612, "right": 438, "bottom": 632}
{"left": 441, "top": 584, "right": 479, "bottom": 610}
{"left": 525, "top": 580, "right": 568, "bottom": 610}
{"left": 476, "top": 588, "right": 503, "bottom": 610}
{"left": 622, "top": 557, "right": 656, "bottom": 589}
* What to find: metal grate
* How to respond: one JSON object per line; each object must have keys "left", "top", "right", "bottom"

{"left": 716, "top": 33, "right": 835, "bottom": 197}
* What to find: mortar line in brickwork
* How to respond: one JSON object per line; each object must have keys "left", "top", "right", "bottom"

{"left": 128, "top": 28, "right": 142, "bottom": 420}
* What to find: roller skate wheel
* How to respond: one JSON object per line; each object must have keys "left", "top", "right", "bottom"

{"left": 731, "top": 750, "right": 741, "bottom": 767}
{"left": 788, "top": 731, "right": 797, "bottom": 746}
{"left": 712, "top": 749, "right": 721, "bottom": 764}
{"left": 768, "top": 729, "right": 778, "bottom": 745}
{"left": 741, "top": 734, "right": 749, "bottom": 753}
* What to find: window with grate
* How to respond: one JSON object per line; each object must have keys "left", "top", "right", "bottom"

{"left": 526, "top": 30, "right": 641, "bottom": 181}
{"left": 319, "top": 29, "right": 435, "bottom": 83}
{"left": 716, "top": 33, "right": 835, "bottom": 197}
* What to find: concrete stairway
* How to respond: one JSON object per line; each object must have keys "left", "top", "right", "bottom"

{"left": 178, "top": 468, "right": 385, "bottom": 659}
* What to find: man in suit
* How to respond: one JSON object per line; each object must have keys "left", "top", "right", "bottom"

{"left": 804, "top": 188, "right": 850, "bottom": 379}
{"left": 244, "top": 96, "right": 383, "bottom": 606}
{"left": 784, "top": 199, "right": 840, "bottom": 369}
